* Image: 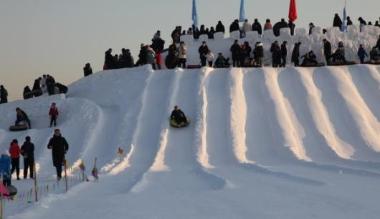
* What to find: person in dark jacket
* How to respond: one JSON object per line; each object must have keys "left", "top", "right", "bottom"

{"left": 347, "top": 16, "right": 353, "bottom": 26}
{"left": 208, "top": 27, "right": 215, "bottom": 39}
{"left": 357, "top": 44, "right": 368, "bottom": 64}
{"left": 309, "top": 22, "right": 315, "bottom": 35}
{"left": 23, "top": 86, "right": 33, "bottom": 99}
{"left": 270, "top": 41, "right": 281, "bottom": 67}
{"left": 0, "top": 85, "right": 8, "bottom": 104}
{"left": 21, "top": 136, "right": 34, "bottom": 179}
{"left": 252, "top": 19, "right": 263, "bottom": 35}
{"left": 229, "top": 19, "right": 240, "bottom": 33}
{"left": 240, "top": 41, "right": 251, "bottom": 67}
{"left": 198, "top": 41, "right": 209, "bottom": 67}
{"left": 214, "top": 53, "right": 230, "bottom": 68}
{"left": 104, "top": 48, "right": 114, "bottom": 70}
{"left": 46, "top": 75, "right": 56, "bottom": 96}
{"left": 253, "top": 42, "right": 264, "bottom": 67}
{"left": 170, "top": 106, "right": 188, "bottom": 125}
{"left": 323, "top": 39, "right": 332, "bottom": 64}
{"left": 119, "top": 49, "right": 134, "bottom": 68}
{"left": 376, "top": 35, "right": 380, "bottom": 49}
{"left": 280, "top": 41, "right": 288, "bottom": 67}
{"left": 9, "top": 139, "right": 21, "bottom": 180}
{"left": 273, "top": 18, "right": 288, "bottom": 37}
{"left": 15, "top": 107, "right": 31, "bottom": 128}
{"left": 288, "top": 20, "right": 295, "bottom": 36}
{"left": 151, "top": 33, "right": 165, "bottom": 69}
{"left": 136, "top": 44, "right": 148, "bottom": 66}
{"left": 83, "top": 63, "right": 93, "bottom": 77}
{"left": 333, "top": 13, "right": 343, "bottom": 28}
{"left": 301, "top": 51, "right": 318, "bottom": 66}
{"left": 216, "top": 21, "right": 225, "bottom": 33}
{"left": 0, "top": 153, "right": 11, "bottom": 186}
{"left": 230, "top": 40, "right": 241, "bottom": 67}
{"left": 291, "top": 42, "right": 301, "bottom": 66}
{"left": 47, "top": 129, "right": 69, "bottom": 180}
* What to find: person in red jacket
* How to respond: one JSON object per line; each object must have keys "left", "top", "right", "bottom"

{"left": 9, "top": 139, "right": 21, "bottom": 180}
{"left": 49, "top": 102, "right": 59, "bottom": 127}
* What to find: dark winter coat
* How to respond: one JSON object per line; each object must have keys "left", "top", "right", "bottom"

{"left": 32, "top": 79, "right": 41, "bottom": 91}
{"left": 273, "top": 21, "right": 288, "bottom": 37}
{"left": 216, "top": 22, "right": 225, "bottom": 33}
{"left": 151, "top": 38, "right": 165, "bottom": 53}
{"left": 21, "top": 141, "right": 35, "bottom": 160}
{"left": 252, "top": 21, "right": 263, "bottom": 35}
{"left": 323, "top": 41, "right": 332, "bottom": 59}
{"left": 104, "top": 51, "right": 115, "bottom": 70}
{"left": 171, "top": 109, "right": 186, "bottom": 123}
{"left": 270, "top": 43, "right": 281, "bottom": 64}
{"left": 0, "top": 87, "right": 8, "bottom": 103}
{"left": 16, "top": 109, "right": 30, "bottom": 127}
{"left": 198, "top": 45, "right": 209, "bottom": 58}
{"left": 333, "top": 15, "right": 343, "bottom": 28}
{"left": 281, "top": 44, "right": 288, "bottom": 57}
{"left": 376, "top": 38, "right": 380, "bottom": 49}
{"left": 230, "top": 43, "right": 241, "bottom": 58}
{"left": 23, "top": 86, "right": 32, "bottom": 99}
{"left": 291, "top": 44, "right": 301, "bottom": 64}
{"left": 357, "top": 47, "right": 368, "bottom": 60}
{"left": 83, "top": 65, "right": 93, "bottom": 77}
{"left": 47, "top": 135, "right": 69, "bottom": 167}
{"left": 229, "top": 21, "right": 240, "bottom": 33}
{"left": 253, "top": 45, "right": 264, "bottom": 59}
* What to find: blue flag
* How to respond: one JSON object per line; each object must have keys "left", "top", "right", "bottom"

{"left": 192, "top": 0, "right": 198, "bottom": 28}
{"left": 239, "top": 0, "right": 246, "bottom": 22}
{"left": 342, "top": 1, "right": 347, "bottom": 31}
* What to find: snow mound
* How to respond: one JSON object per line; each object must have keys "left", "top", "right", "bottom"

{"left": 2, "top": 64, "right": 380, "bottom": 219}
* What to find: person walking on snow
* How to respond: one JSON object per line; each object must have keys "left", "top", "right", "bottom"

{"left": 9, "top": 139, "right": 21, "bottom": 180}
{"left": 47, "top": 129, "right": 69, "bottom": 181}
{"left": 21, "top": 136, "right": 35, "bottom": 179}
{"left": 49, "top": 102, "right": 59, "bottom": 127}
{"left": 357, "top": 44, "right": 368, "bottom": 64}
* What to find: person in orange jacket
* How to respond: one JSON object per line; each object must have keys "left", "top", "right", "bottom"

{"left": 9, "top": 139, "right": 21, "bottom": 180}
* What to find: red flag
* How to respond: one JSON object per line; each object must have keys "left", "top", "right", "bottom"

{"left": 288, "top": 0, "right": 298, "bottom": 22}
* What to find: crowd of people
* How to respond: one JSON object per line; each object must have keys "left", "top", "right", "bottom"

{"left": 0, "top": 128, "right": 69, "bottom": 187}
{"left": 23, "top": 75, "right": 68, "bottom": 100}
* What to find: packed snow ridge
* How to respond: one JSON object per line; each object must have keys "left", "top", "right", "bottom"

{"left": 1, "top": 63, "right": 380, "bottom": 218}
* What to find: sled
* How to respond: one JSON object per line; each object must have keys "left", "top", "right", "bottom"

{"left": 9, "top": 123, "right": 28, "bottom": 132}
{"left": 300, "top": 63, "right": 325, "bottom": 68}
{"left": 170, "top": 119, "right": 190, "bottom": 128}
{"left": 328, "top": 61, "right": 357, "bottom": 66}
{"left": 5, "top": 185, "right": 17, "bottom": 197}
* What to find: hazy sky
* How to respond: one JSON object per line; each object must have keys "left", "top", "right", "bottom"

{"left": 0, "top": 0, "right": 379, "bottom": 100}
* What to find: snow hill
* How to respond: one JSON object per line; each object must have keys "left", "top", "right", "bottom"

{"left": 1, "top": 63, "right": 380, "bottom": 218}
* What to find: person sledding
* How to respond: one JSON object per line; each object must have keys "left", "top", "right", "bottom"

{"left": 0, "top": 152, "right": 17, "bottom": 197}
{"left": 170, "top": 106, "right": 189, "bottom": 128}
{"left": 9, "top": 108, "right": 31, "bottom": 131}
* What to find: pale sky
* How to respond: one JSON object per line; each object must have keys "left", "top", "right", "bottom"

{"left": 0, "top": 0, "right": 379, "bottom": 100}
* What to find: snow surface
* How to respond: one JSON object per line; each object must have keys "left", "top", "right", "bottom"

{"left": 1, "top": 63, "right": 380, "bottom": 218}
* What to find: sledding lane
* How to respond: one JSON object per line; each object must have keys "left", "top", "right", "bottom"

{"left": 313, "top": 67, "right": 380, "bottom": 162}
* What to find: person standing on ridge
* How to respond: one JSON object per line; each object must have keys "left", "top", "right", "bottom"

{"left": 0, "top": 85, "right": 8, "bottom": 104}
{"left": 47, "top": 129, "right": 69, "bottom": 181}
{"left": 280, "top": 41, "right": 288, "bottom": 67}
{"left": 198, "top": 41, "right": 209, "bottom": 67}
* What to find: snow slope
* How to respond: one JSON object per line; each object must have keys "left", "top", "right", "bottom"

{"left": 1, "top": 64, "right": 380, "bottom": 219}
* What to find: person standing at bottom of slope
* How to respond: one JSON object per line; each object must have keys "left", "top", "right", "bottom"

{"left": 376, "top": 35, "right": 380, "bottom": 49}
{"left": 230, "top": 40, "right": 241, "bottom": 67}
{"left": 357, "top": 44, "right": 368, "bottom": 64}
{"left": 0, "top": 152, "right": 11, "bottom": 186}
{"left": 323, "top": 39, "right": 332, "bottom": 65}
{"left": 178, "top": 41, "right": 187, "bottom": 68}
{"left": 47, "top": 129, "right": 69, "bottom": 181}
{"left": 253, "top": 42, "right": 264, "bottom": 67}
{"left": 9, "top": 139, "right": 21, "bottom": 180}
{"left": 21, "top": 136, "right": 35, "bottom": 179}
{"left": 49, "top": 102, "right": 59, "bottom": 127}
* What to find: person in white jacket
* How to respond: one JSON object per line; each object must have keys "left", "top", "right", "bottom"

{"left": 242, "top": 19, "right": 252, "bottom": 37}
{"left": 206, "top": 50, "right": 215, "bottom": 67}
{"left": 178, "top": 41, "right": 187, "bottom": 68}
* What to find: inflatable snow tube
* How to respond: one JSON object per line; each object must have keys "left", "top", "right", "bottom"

{"left": 9, "top": 122, "right": 28, "bottom": 132}
{"left": 170, "top": 119, "right": 190, "bottom": 128}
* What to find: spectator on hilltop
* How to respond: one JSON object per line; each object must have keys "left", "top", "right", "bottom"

{"left": 309, "top": 22, "right": 315, "bottom": 35}
{"left": 83, "top": 63, "right": 93, "bottom": 77}
{"left": 0, "top": 85, "right": 8, "bottom": 104}
{"left": 230, "top": 40, "right": 242, "bottom": 67}
{"left": 270, "top": 41, "right": 281, "bottom": 67}
{"left": 253, "top": 42, "right": 264, "bottom": 67}
{"left": 347, "top": 16, "right": 353, "bottom": 26}
{"left": 252, "top": 19, "right": 263, "bottom": 35}
{"left": 273, "top": 18, "right": 289, "bottom": 37}
{"left": 229, "top": 19, "right": 240, "bottom": 33}
{"left": 242, "top": 19, "right": 252, "bottom": 37}
{"left": 264, "top": 19, "right": 273, "bottom": 31}
{"left": 216, "top": 21, "right": 225, "bottom": 33}
{"left": 333, "top": 13, "right": 343, "bottom": 29}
